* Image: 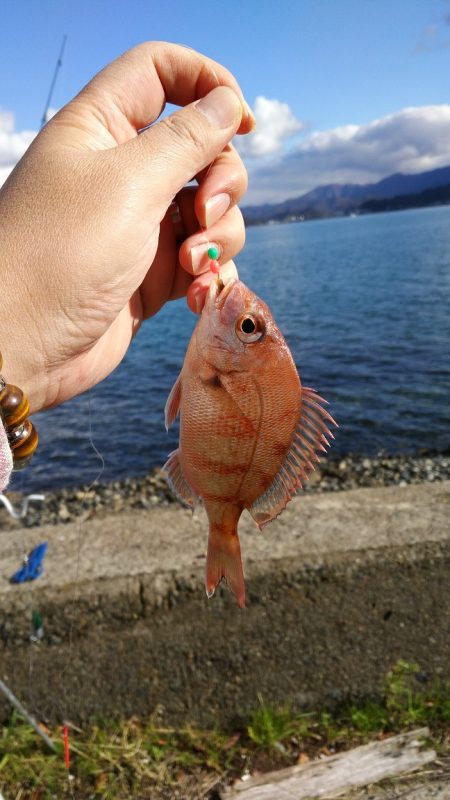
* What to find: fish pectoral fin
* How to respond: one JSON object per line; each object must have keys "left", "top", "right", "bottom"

{"left": 249, "top": 386, "right": 338, "bottom": 528}
{"left": 217, "top": 371, "right": 261, "bottom": 427}
{"left": 164, "top": 373, "right": 182, "bottom": 430}
{"left": 206, "top": 529, "right": 246, "bottom": 608}
{"left": 163, "top": 449, "right": 198, "bottom": 509}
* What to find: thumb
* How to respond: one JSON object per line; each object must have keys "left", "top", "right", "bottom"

{"left": 128, "top": 85, "right": 243, "bottom": 206}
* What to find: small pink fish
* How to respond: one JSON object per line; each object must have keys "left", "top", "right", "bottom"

{"left": 165, "top": 278, "right": 337, "bottom": 607}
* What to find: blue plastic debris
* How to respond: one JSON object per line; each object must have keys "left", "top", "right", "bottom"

{"left": 11, "top": 542, "right": 48, "bottom": 584}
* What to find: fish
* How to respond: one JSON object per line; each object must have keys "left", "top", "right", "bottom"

{"left": 164, "top": 278, "right": 337, "bottom": 607}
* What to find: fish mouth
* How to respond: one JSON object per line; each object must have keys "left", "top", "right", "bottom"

{"left": 214, "top": 277, "right": 237, "bottom": 309}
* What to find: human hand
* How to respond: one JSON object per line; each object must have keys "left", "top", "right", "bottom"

{"left": 0, "top": 42, "right": 254, "bottom": 413}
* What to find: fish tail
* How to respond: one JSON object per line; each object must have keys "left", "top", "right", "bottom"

{"left": 206, "top": 527, "right": 246, "bottom": 608}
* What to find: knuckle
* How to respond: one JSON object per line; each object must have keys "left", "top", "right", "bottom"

{"left": 230, "top": 166, "right": 248, "bottom": 198}
{"left": 217, "top": 158, "right": 249, "bottom": 202}
{"left": 126, "top": 40, "right": 159, "bottom": 60}
{"left": 163, "top": 113, "right": 205, "bottom": 156}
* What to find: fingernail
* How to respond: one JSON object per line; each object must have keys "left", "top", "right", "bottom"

{"left": 193, "top": 288, "right": 207, "bottom": 314}
{"left": 191, "top": 242, "right": 221, "bottom": 275}
{"left": 243, "top": 100, "right": 256, "bottom": 130}
{"left": 205, "top": 193, "right": 230, "bottom": 228}
{"left": 196, "top": 86, "right": 240, "bottom": 129}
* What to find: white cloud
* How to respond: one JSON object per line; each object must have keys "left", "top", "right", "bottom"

{"left": 2, "top": 102, "right": 450, "bottom": 211}
{"left": 236, "top": 96, "right": 304, "bottom": 158}
{"left": 243, "top": 105, "right": 450, "bottom": 204}
{"left": 0, "top": 109, "right": 36, "bottom": 186}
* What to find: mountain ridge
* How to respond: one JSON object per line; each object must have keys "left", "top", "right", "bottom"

{"left": 242, "top": 165, "right": 450, "bottom": 224}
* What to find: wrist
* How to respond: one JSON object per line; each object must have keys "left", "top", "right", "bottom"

{"left": 0, "top": 323, "right": 50, "bottom": 415}
{"left": 0, "top": 352, "right": 39, "bottom": 470}
{"left": 0, "top": 226, "right": 51, "bottom": 414}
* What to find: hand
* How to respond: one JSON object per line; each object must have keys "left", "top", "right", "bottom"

{"left": 0, "top": 42, "right": 254, "bottom": 413}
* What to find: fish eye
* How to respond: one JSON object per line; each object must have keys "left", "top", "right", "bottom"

{"left": 236, "top": 314, "right": 265, "bottom": 343}
{"left": 241, "top": 317, "right": 256, "bottom": 334}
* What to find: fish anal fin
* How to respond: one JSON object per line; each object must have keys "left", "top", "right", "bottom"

{"left": 163, "top": 449, "right": 198, "bottom": 509}
{"left": 206, "top": 529, "right": 246, "bottom": 608}
{"left": 248, "top": 469, "right": 298, "bottom": 529}
{"left": 249, "top": 386, "right": 337, "bottom": 528}
{"left": 164, "top": 373, "right": 182, "bottom": 430}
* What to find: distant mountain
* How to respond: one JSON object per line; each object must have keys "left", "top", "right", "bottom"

{"left": 359, "top": 182, "right": 450, "bottom": 214}
{"left": 242, "top": 165, "right": 450, "bottom": 225}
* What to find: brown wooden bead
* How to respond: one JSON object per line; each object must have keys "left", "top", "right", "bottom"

{"left": 12, "top": 423, "right": 38, "bottom": 462}
{"left": 0, "top": 367, "right": 38, "bottom": 469}
{"left": 12, "top": 453, "right": 34, "bottom": 471}
{"left": 9, "top": 419, "right": 33, "bottom": 450}
{"left": 0, "top": 384, "right": 30, "bottom": 428}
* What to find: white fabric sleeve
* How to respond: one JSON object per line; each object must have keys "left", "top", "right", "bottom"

{"left": 0, "top": 417, "right": 13, "bottom": 491}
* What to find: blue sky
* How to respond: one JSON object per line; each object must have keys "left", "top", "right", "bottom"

{"left": 1, "top": 0, "right": 450, "bottom": 203}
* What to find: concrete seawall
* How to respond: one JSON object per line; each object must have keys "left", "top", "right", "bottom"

{"left": 1, "top": 482, "right": 449, "bottom": 726}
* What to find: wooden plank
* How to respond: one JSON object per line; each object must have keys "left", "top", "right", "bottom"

{"left": 224, "top": 728, "right": 435, "bottom": 800}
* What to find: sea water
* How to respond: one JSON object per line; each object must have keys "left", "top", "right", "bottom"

{"left": 11, "top": 205, "right": 450, "bottom": 493}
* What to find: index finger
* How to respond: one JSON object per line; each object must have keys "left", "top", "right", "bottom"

{"left": 81, "top": 41, "right": 255, "bottom": 142}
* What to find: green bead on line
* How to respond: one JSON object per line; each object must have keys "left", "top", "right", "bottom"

{"left": 207, "top": 245, "right": 219, "bottom": 260}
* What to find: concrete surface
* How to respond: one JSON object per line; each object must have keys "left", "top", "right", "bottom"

{"left": 0, "top": 481, "right": 449, "bottom": 726}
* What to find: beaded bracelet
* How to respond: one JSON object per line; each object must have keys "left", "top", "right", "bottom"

{"left": 0, "top": 353, "right": 38, "bottom": 470}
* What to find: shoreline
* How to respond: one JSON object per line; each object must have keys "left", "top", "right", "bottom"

{"left": 1, "top": 451, "right": 449, "bottom": 530}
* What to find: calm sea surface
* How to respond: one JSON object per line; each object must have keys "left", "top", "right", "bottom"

{"left": 11, "top": 206, "right": 450, "bottom": 493}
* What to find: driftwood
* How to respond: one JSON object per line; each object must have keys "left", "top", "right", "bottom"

{"left": 224, "top": 728, "right": 435, "bottom": 800}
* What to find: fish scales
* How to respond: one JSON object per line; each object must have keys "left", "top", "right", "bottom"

{"left": 164, "top": 278, "right": 337, "bottom": 607}
{"left": 181, "top": 374, "right": 257, "bottom": 492}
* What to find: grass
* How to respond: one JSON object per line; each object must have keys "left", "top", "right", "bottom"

{"left": 1, "top": 660, "right": 449, "bottom": 799}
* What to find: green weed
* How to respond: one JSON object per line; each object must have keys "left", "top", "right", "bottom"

{"left": 0, "top": 660, "right": 448, "bottom": 800}
{"left": 247, "top": 694, "right": 297, "bottom": 749}
{"left": 385, "top": 659, "right": 450, "bottom": 728}
{"left": 349, "top": 701, "right": 389, "bottom": 735}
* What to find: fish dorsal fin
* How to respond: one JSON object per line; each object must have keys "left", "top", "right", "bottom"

{"left": 163, "top": 449, "right": 198, "bottom": 509}
{"left": 164, "top": 373, "right": 182, "bottom": 430}
{"left": 248, "top": 387, "right": 337, "bottom": 528}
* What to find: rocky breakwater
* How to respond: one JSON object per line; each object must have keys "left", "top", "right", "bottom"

{"left": 0, "top": 452, "right": 449, "bottom": 530}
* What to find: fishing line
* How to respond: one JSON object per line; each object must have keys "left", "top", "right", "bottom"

{"left": 17, "top": 64, "right": 226, "bottom": 784}
{"left": 194, "top": 158, "right": 222, "bottom": 275}
{"left": 58, "top": 390, "right": 105, "bottom": 779}
{"left": 26, "top": 152, "right": 221, "bottom": 775}
{"left": 194, "top": 60, "right": 222, "bottom": 278}
{"left": 22, "top": 390, "right": 106, "bottom": 787}
{"left": 60, "top": 390, "right": 105, "bottom": 677}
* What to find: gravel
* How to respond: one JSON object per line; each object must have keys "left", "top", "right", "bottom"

{"left": 1, "top": 451, "right": 449, "bottom": 530}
